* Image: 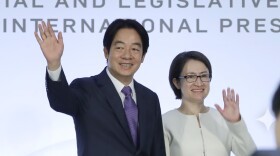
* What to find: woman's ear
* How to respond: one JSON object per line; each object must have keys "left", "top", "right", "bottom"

{"left": 173, "top": 78, "right": 181, "bottom": 89}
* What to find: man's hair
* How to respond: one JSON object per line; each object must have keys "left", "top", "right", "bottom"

{"left": 103, "top": 19, "right": 149, "bottom": 55}
{"left": 272, "top": 84, "right": 280, "bottom": 117}
{"left": 169, "top": 51, "right": 212, "bottom": 99}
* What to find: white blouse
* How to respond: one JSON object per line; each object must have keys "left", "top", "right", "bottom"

{"left": 162, "top": 108, "right": 256, "bottom": 156}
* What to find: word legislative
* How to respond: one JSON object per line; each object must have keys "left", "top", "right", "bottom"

{"left": 3, "top": 0, "right": 280, "bottom": 8}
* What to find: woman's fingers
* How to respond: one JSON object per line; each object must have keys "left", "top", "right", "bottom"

{"left": 231, "top": 88, "right": 235, "bottom": 102}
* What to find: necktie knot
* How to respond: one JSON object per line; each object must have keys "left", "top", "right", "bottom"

{"left": 122, "top": 86, "right": 132, "bottom": 97}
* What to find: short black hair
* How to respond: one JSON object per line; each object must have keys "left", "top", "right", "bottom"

{"left": 272, "top": 84, "right": 280, "bottom": 117}
{"left": 103, "top": 19, "right": 149, "bottom": 55}
{"left": 169, "top": 51, "right": 212, "bottom": 99}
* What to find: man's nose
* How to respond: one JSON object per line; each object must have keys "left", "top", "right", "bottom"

{"left": 122, "top": 47, "right": 133, "bottom": 58}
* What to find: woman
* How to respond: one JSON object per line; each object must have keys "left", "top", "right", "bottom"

{"left": 163, "top": 51, "right": 256, "bottom": 156}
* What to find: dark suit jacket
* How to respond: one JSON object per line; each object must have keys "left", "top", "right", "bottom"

{"left": 46, "top": 67, "right": 166, "bottom": 156}
{"left": 252, "top": 150, "right": 280, "bottom": 156}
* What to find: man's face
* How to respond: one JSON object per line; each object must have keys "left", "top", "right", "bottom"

{"left": 104, "top": 28, "right": 145, "bottom": 85}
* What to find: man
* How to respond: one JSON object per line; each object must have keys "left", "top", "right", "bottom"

{"left": 35, "top": 19, "right": 166, "bottom": 156}
{"left": 252, "top": 84, "right": 280, "bottom": 156}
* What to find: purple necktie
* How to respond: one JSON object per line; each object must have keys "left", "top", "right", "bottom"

{"left": 121, "top": 86, "right": 138, "bottom": 146}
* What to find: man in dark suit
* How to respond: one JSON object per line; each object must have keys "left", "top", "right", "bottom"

{"left": 35, "top": 19, "right": 166, "bottom": 156}
{"left": 252, "top": 84, "right": 280, "bottom": 156}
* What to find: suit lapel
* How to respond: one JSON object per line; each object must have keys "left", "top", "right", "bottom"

{"left": 95, "top": 68, "right": 133, "bottom": 143}
{"left": 134, "top": 81, "right": 149, "bottom": 151}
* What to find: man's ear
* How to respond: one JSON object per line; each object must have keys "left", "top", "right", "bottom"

{"left": 103, "top": 47, "right": 109, "bottom": 59}
{"left": 173, "top": 78, "right": 181, "bottom": 89}
{"left": 141, "top": 53, "right": 146, "bottom": 63}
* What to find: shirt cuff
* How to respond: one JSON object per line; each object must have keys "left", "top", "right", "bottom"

{"left": 47, "top": 65, "right": 62, "bottom": 81}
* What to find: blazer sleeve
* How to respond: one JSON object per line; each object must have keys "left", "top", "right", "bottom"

{"left": 228, "top": 118, "right": 257, "bottom": 156}
{"left": 45, "top": 68, "right": 85, "bottom": 116}
{"left": 163, "top": 125, "right": 171, "bottom": 156}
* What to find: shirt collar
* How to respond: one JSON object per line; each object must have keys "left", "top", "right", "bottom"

{"left": 106, "top": 67, "right": 135, "bottom": 95}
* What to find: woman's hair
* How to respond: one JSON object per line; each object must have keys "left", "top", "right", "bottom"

{"left": 169, "top": 51, "right": 212, "bottom": 99}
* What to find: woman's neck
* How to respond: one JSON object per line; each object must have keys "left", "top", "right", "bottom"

{"left": 178, "top": 101, "right": 208, "bottom": 115}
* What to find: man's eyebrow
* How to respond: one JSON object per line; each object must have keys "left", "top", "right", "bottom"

{"left": 132, "top": 42, "right": 142, "bottom": 47}
{"left": 113, "top": 40, "right": 124, "bottom": 45}
{"left": 112, "top": 40, "right": 142, "bottom": 47}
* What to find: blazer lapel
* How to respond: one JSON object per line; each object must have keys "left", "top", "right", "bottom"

{"left": 96, "top": 68, "right": 133, "bottom": 143}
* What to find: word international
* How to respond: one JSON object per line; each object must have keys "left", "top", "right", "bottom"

{"left": 0, "top": 18, "right": 279, "bottom": 33}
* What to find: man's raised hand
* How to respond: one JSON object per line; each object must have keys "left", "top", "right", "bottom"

{"left": 35, "top": 21, "right": 64, "bottom": 70}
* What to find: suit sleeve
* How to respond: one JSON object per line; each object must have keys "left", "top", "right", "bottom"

{"left": 151, "top": 95, "right": 166, "bottom": 156}
{"left": 45, "top": 68, "right": 85, "bottom": 116}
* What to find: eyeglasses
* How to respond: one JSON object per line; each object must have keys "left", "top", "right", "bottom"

{"left": 178, "top": 74, "right": 211, "bottom": 83}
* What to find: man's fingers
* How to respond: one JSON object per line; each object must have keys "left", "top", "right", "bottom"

{"left": 38, "top": 24, "right": 46, "bottom": 40}
{"left": 57, "top": 32, "right": 63, "bottom": 44}
{"left": 38, "top": 21, "right": 58, "bottom": 42}
{"left": 34, "top": 32, "right": 43, "bottom": 44}
{"left": 48, "top": 21, "right": 55, "bottom": 37}
{"left": 42, "top": 21, "right": 51, "bottom": 37}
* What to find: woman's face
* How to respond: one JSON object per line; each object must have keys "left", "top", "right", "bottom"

{"left": 175, "top": 59, "right": 210, "bottom": 103}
